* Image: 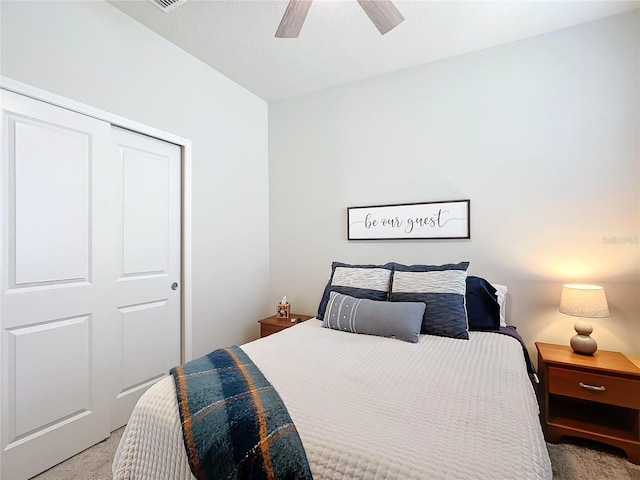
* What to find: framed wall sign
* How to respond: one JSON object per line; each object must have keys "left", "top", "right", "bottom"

{"left": 347, "top": 200, "right": 470, "bottom": 240}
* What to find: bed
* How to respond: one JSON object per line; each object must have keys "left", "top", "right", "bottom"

{"left": 112, "top": 263, "right": 552, "bottom": 480}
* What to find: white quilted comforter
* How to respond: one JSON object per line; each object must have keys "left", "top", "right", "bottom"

{"left": 113, "top": 320, "right": 551, "bottom": 480}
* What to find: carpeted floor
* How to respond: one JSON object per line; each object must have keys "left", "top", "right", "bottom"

{"left": 547, "top": 438, "right": 640, "bottom": 480}
{"left": 31, "top": 429, "right": 640, "bottom": 480}
{"left": 31, "top": 427, "right": 125, "bottom": 480}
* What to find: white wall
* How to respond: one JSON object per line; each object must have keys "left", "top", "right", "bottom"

{"left": 1, "top": 0, "right": 269, "bottom": 357}
{"left": 269, "top": 11, "right": 640, "bottom": 358}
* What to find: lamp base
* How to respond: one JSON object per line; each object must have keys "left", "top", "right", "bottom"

{"left": 570, "top": 334, "right": 597, "bottom": 355}
{"left": 570, "top": 320, "right": 597, "bottom": 355}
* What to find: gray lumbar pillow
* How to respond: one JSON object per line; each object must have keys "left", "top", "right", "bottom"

{"left": 323, "top": 291, "right": 425, "bottom": 343}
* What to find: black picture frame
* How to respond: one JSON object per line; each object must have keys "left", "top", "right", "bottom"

{"left": 347, "top": 199, "right": 471, "bottom": 240}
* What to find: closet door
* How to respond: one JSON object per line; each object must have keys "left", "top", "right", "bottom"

{"left": 109, "top": 127, "right": 181, "bottom": 430}
{"left": 0, "top": 91, "right": 183, "bottom": 479}
{"left": 1, "top": 90, "right": 114, "bottom": 479}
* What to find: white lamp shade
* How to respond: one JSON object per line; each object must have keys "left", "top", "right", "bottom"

{"left": 559, "top": 284, "right": 609, "bottom": 318}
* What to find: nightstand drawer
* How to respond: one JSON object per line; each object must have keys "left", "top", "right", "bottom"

{"left": 548, "top": 366, "right": 640, "bottom": 409}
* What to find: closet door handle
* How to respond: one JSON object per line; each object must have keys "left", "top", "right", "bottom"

{"left": 171, "top": 282, "right": 179, "bottom": 291}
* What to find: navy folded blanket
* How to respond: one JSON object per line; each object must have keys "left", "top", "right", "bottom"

{"left": 170, "top": 346, "right": 312, "bottom": 480}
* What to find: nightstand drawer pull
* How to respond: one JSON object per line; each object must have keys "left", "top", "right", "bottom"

{"left": 579, "top": 382, "right": 606, "bottom": 392}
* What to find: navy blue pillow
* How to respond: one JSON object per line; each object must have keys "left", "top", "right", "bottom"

{"left": 466, "top": 276, "right": 500, "bottom": 331}
{"left": 389, "top": 262, "right": 470, "bottom": 340}
{"left": 316, "top": 262, "right": 394, "bottom": 320}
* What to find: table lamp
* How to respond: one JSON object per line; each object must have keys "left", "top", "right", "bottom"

{"left": 559, "top": 284, "right": 609, "bottom": 355}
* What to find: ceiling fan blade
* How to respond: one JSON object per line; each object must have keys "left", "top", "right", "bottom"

{"left": 356, "top": 0, "right": 404, "bottom": 35}
{"left": 275, "top": 0, "right": 313, "bottom": 38}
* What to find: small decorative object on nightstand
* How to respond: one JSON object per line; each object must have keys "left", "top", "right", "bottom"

{"left": 559, "top": 284, "right": 609, "bottom": 355}
{"left": 258, "top": 314, "right": 313, "bottom": 338}
{"left": 536, "top": 342, "right": 640, "bottom": 464}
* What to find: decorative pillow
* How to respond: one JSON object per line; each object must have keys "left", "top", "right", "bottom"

{"left": 316, "top": 262, "right": 394, "bottom": 320}
{"left": 493, "top": 284, "right": 508, "bottom": 327}
{"left": 389, "top": 262, "right": 470, "bottom": 340}
{"left": 323, "top": 291, "right": 425, "bottom": 343}
{"left": 466, "top": 276, "right": 500, "bottom": 331}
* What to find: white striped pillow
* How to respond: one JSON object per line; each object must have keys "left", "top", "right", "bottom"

{"left": 316, "top": 262, "right": 393, "bottom": 320}
{"left": 390, "top": 262, "right": 470, "bottom": 339}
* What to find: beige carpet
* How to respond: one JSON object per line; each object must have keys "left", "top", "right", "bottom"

{"left": 547, "top": 438, "right": 640, "bottom": 480}
{"left": 31, "top": 430, "right": 640, "bottom": 480}
{"left": 31, "top": 427, "right": 125, "bottom": 480}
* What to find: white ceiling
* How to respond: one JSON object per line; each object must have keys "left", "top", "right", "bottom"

{"left": 109, "top": 0, "right": 639, "bottom": 102}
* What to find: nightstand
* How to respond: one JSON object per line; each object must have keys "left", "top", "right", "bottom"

{"left": 536, "top": 342, "right": 640, "bottom": 464}
{"left": 258, "top": 314, "right": 314, "bottom": 338}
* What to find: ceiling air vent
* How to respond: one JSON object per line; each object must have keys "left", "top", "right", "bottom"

{"left": 150, "top": 0, "right": 187, "bottom": 13}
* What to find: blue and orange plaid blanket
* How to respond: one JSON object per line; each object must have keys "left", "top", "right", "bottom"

{"left": 170, "top": 346, "right": 312, "bottom": 480}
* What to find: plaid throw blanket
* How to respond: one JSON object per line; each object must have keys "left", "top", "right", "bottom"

{"left": 170, "top": 346, "right": 312, "bottom": 480}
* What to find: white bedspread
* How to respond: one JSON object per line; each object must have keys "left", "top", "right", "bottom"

{"left": 113, "top": 320, "right": 551, "bottom": 480}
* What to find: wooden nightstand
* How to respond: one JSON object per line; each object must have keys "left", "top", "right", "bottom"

{"left": 536, "top": 342, "right": 640, "bottom": 464}
{"left": 258, "top": 314, "right": 314, "bottom": 338}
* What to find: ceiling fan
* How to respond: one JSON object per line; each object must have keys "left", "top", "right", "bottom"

{"left": 275, "top": 0, "right": 405, "bottom": 38}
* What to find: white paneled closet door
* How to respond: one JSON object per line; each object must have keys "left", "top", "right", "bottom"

{"left": 110, "top": 127, "right": 181, "bottom": 430}
{"left": 0, "top": 91, "right": 183, "bottom": 479}
{"left": 1, "top": 90, "right": 114, "bottom": 479}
